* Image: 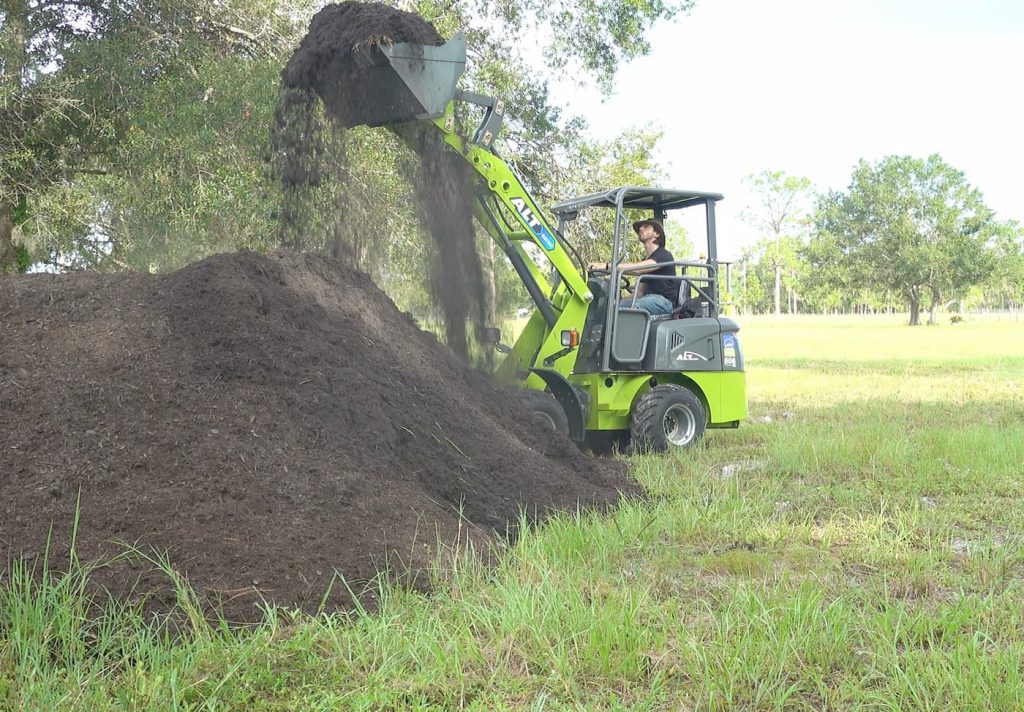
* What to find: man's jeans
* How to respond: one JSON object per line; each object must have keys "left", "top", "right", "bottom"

{"left": 630, "top": 294, "right": 674, "bottom": 315}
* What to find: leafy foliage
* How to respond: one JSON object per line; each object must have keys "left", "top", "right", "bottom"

{"left": 739, "top": 170, "right": 814, "bottom": 315}
{"left": 3, "top": 0, "right": 674, "bottom": 324}
{"left": 485, "top": 0, "right": 692, "bottom": 92}
{"left": 0, "top": 0, "right": 298, "bottom": 269}
{"left": 985, "top": 220, "right": 1024, "bottom": 307}
{"left": 813, "top": 155, "right": 997, "bottom": 324}
{"left": 732, "top": 158, "right": 1019, "bottom": 321}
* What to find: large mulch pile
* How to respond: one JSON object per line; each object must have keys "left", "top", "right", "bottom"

{"left": 0, "top": 251, "right": 636, "bottom": 618}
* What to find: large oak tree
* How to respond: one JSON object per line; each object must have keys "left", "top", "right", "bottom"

{"left": 0, "top": 0, "right": 292, "bottom": 272}
{"left": 813, "top": 154, "right": 996, "bottom": 325}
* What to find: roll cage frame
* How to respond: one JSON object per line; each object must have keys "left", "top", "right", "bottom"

{"left": 551, "top": 187, "right": 725, "bottom": 372}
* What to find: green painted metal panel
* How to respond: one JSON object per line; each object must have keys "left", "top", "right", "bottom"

{"left": 715, "top": 371, "right": 748, "bottom": 422}
{"left": 660, "top": 371, "right": 747, "bottom": 425}
{"left": 569, "top": 369, "right": 747, "bottom": 431}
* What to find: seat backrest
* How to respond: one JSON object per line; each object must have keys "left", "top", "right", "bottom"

{"left": 676, "top": 280, "right": 690, "bottom": 308}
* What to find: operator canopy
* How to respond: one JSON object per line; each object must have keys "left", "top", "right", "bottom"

{"left": 551, "top": 187, "right": 724, "bottom": 220}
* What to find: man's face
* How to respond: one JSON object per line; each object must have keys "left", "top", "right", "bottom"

{"left": 637, "top": 224, "right": 658, "bottom": 245}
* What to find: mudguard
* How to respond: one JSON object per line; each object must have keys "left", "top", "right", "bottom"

{"left": 529, "top": 368, "right": 587, "bottom": 441}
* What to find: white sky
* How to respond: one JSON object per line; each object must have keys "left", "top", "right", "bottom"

{"left": 560, "top": 0, "right": 1024, "bottom": 260}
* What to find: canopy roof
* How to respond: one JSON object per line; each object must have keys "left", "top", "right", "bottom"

{"left": 551, "top": 186, "right": 724, "bottom": 217}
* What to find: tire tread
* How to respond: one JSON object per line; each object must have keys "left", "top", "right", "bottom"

{"left": 630, "top": 384, "right": 706, "bottom": 452}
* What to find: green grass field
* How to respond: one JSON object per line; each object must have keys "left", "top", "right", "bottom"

{"left": 4, "top": 316, "right": 1024, "bottom": 710}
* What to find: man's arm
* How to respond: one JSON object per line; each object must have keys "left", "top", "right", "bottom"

{"left": 586, "top": 258, "right": 660, "bottom": 274}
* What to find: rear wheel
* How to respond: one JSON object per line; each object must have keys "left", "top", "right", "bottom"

{"left": 516, "top": 389, "right": 570, "bottom": 436}
{"left": 631, "top": 385, "right": 706, "bottom": 452}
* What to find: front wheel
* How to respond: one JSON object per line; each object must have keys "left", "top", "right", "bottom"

{"left": 631, "top": 385, "right": 706, "bottom": 452}
{"left": 515, "top": 389, "right": 570, "bottom": 436}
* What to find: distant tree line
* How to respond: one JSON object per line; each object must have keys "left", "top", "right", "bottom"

{"left": 732, "top": 158, "right": 1024, "bottom": 325}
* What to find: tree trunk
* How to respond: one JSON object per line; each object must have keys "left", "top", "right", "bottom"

{"left": 927, "top": 287, "right": 940, "bottom": 325}
{"left": 2, "top": 3, "right": 30, "bottom": 274}
{"left": 908, "top": 291, "right": 921, "bottom": 326}
{"left": 773, "top": 264, "right": 781, "bottom": 316}
{"left": 0, "top": 202, "right": 17, "bottom": 274}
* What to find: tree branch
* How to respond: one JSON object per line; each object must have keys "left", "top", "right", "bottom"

{"left": 199, "top": 17, "right": 283, "bottom": 58}
{"left": 29, "top": 0, "right": 106, "bottom": 16}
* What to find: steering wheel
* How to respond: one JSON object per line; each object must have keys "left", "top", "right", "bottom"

{"left": 587, "top": 265, "right": 633, "bottom": 293}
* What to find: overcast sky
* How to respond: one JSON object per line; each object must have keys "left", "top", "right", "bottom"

{"left": 563, "top": 0, "right": 1023, "bottom": 259}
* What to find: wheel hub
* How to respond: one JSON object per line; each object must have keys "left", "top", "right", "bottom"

{"left": 663, "top": 404, "right": 696, "bottom": 447}
{"left": 534, "top": 411, "right": 558, "bottom": 431}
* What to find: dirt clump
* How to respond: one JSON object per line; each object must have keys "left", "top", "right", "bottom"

{"left": 276, "top": 1, "right": 489, "bottom": 360}
{"left": 0, "top": 251, "right": 635, "bottom": 619}
{"left": 281, "top": 2, "right": 446, "bottom": 127}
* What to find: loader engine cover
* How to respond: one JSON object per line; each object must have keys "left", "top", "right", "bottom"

{"left": 643, "top": 318, "right": 744, "bottom": 372}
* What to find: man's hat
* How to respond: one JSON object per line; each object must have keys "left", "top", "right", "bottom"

{"left": 632, "top": 218, "right": 665, "bottom": 239}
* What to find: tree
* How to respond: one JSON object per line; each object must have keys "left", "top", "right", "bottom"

{"left": 734, "top": 262, "right": 766, "bottom": 315}
{"left": 5, "top": 0, "right": 680, "bottom": 322}
{"left": 815, "top": 154, "right": 997, "bottom": 325}
{"left": 801, "top": 229, "right": 853, "bottom": 313}
{"left": 984, "top": 220, "right": 1024, "bottom": 315}
{"left": 0, "top": 0, "right": 90, "bottom": 271}
{"left": 741, "top": 170, "right": 814, "bottom": 316}
{"left": 1, "top": 0, "right": 295, "bottom": 271}
{"left": 469, "top": 0, "right": 692, "bottom": 93}
{"left": 733, "top": 235, "right": 809, "bottom": 315}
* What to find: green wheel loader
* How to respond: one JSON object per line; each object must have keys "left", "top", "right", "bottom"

{"left": 335, "top": 33, "right": 747, "bottom": 452}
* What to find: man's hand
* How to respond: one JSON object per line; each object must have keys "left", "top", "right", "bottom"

{"left": 587, "top": 261, "right": 610, "bottom": 271}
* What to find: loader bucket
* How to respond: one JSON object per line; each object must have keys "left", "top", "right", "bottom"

{"left": 314, "top": 33, "right": 467, "bottom": 128}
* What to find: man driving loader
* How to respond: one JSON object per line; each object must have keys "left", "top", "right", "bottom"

{"left": 588, "top": 219, "right": 677, "bottom": 315}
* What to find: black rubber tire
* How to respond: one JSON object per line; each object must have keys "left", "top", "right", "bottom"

{"left": 630, "top": 385, "right": 706, "bottom": 452}
{"left": 516, "top": 389, "right": 570, "bottom": 436}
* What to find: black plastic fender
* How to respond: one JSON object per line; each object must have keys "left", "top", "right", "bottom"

{"left": 529, "top": 368, "right": 587, "bottom": 441}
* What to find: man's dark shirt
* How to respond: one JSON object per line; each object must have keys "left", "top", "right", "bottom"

{"left": 644, "top": 247, "right": 678, "bottom": 304}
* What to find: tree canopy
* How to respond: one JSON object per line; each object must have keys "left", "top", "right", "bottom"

{"left": 740, "top": 170, "right": 813, "bottom": 316}
{"left": 813, "top": 155, "right": 996, "bottom": 324}
{"left": 1, "top": 0, "right": 680, "bottom": 324}
{"left": 0, "top": 0, "right": 294, "bottom": 271}
{"left": 7, "top": 3, "right": 1016, "bottom": 326}
{"left": 732, "top": 155, "right": 1017, "bottom": 323}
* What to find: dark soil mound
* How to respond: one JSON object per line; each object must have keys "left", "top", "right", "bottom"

{"left": 0, "top": 251, "right": 635, "bottom": 619}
